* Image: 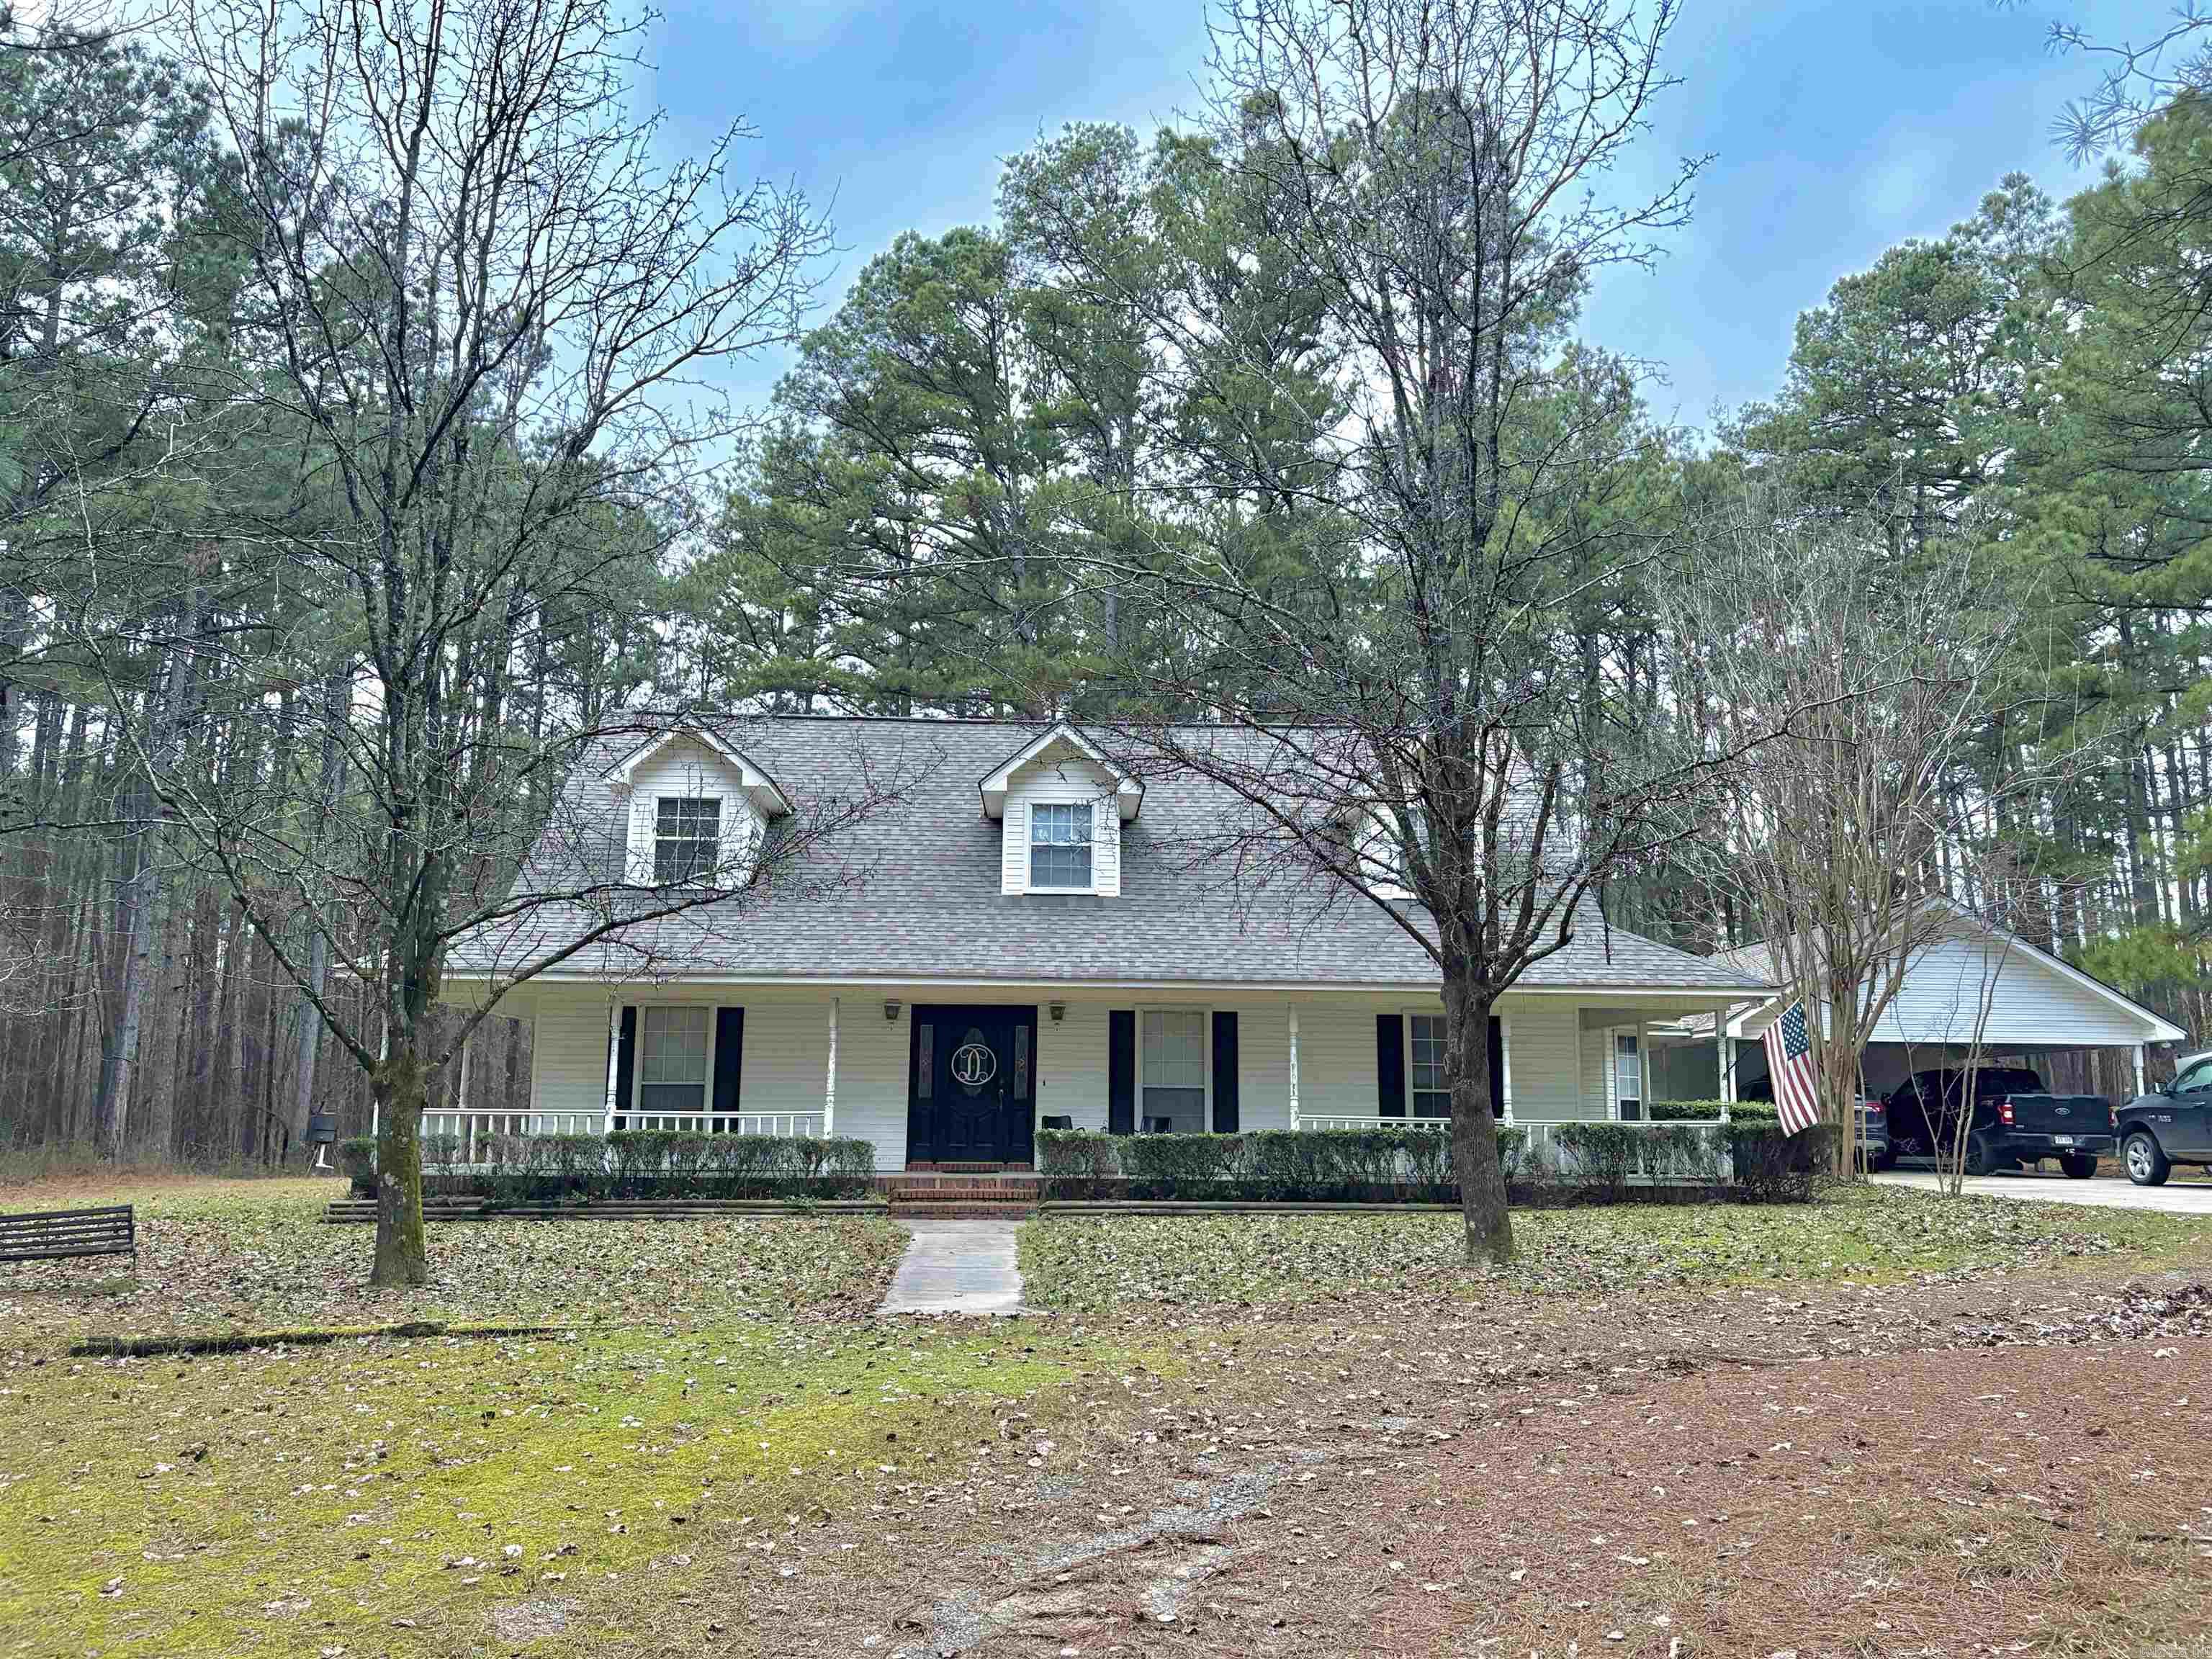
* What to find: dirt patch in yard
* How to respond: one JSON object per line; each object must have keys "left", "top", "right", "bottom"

{"left": 828, "top": 1277, "right": 2212, "bottom": 1658}
{"left": 1340, "top": 1336, "right": 2212, "bottom": 1657}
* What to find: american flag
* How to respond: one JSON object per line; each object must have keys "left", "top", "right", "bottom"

{"left": 1763, "top": 999, "right": 1823, "bottom": 1135}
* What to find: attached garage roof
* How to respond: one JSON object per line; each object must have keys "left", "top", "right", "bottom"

{"left": 1725, "top": 904, "right": 2185, "bottom": 1048}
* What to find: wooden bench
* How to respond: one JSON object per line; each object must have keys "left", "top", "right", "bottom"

{"left": 0, "top": 1204, "right": 136, "bottom": 1266}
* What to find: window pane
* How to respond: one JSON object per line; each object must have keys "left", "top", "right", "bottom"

{"left": 1614, "top": 1032, "right": 1640, "bottom": 1118}
{"left": 1409, "top": 1015, "right": 1447, "bottom": 1092}
{"left": 1142, "top": 1009, "right": 1205, "bottom": 1090}
{"left": 641, "top": 1006, "right": 709, "bottom": 1083}
{"left": 1030, "top": 801, "right": 1094, "bottom": 888}
{"left": 655, "top": 796, "right": 721, "bottom": 885}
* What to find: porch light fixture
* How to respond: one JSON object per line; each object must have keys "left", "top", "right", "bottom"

{"left": 884, "top": 999, "right": 901, "bottom": 1023}
{"left": 1048, "top": 1001, "right": 1066, "bottom": 1022}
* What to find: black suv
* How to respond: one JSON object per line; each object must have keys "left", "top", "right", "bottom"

{"left": 2115, "top": 1051, "right": 2212, "bottom": 1186}
{"left": 1881, "top": 1066, "right": 2114, "bottom": 1177}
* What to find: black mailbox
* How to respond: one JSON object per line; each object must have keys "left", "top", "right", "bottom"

{"left": 306, "top": 1112, "right": 337, "bottom": 1145}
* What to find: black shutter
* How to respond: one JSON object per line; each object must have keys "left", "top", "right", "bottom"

{"left": 1376, "top": 1014, "right": 1405, "bottom": 1117}
{"left": 1212, "top": 1010, "right": 1239, "bottom": 1133}
{"left": 613, "top": 1004, "right": 638, "bottom": 1126}
{"left": 1488, "top": 1015, "right": 1505, "bottom": 1118}
{"left": 713, "top": 1007, "right": 745, "bottom": 1120}
{"left": 1107, "top": 1010, "right": 1136, "bottom": 1133}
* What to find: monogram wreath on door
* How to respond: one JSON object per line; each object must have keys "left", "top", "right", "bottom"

{"left": 949, "top": 1028, "right": 997, "bottom": 1092}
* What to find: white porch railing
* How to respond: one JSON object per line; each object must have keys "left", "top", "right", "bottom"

{"left": 419, "top": 1108, "right": 827, "bottom": 1164}
{"left": 1298, "top": 1114, "right": 1451, "bottom": 1133}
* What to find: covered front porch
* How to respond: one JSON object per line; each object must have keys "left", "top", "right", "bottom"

{"left": 424, "top": 981, "right": 1759, "bottom": 1172}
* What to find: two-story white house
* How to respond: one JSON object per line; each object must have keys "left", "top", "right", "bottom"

{"left": 435, "top": 716, "right": 1774, "bottom": 1169}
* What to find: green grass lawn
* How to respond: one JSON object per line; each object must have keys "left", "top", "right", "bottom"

{"left": 1, "top": 1177, "right": 909, "bottom": 1347}
{"left": 1017, "top": 1182, "right": 2207, "bottom": 1313}
{"left": 0, "top": 1319, "right": 1130, "bottom": 1657}
{"left": 7, "top": 1174, "right": 2203, "bottom": 1655}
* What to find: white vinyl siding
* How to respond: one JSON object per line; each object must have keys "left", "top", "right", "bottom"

{"left": 834, "top": 1001, "right": 912, "bottom": 1171}
{"left": 1495, "top": 1001, "right": 1586, "bottom": 1120}
{"left": 1288, "top": 1004, "right": 1378, "bottom": 1118}
{"left": 624, "top": 737, "right": 764, "bottom": 887}
{"left": 531, "top": 989, "right": 623, "bottom": 1117}
{"left": 1875, "top": 927, "right": 2154, "bottom": 1048}
{"left": 999, "top": 749, "right": 1122, "bottom": 896}
{"left": 521, "top": 990, "right": 1627, "bottom": 1169}
{"left": 1035, "top": 1002, "right": 1112, "bottom": 1130}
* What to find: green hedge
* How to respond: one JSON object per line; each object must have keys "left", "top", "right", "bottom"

{"left": 1726, "top": 1122, "right": 1841, "bottom": 1202}
{"left": 1647, "top": 1099, "right": 1780, "bottom": 1123}
{"left": 328, "top": 1131, "right": 876, "bottom": 1202}
{"left": 1038, "top": 1121, "right": 1833, "bottom": 1205}
{"left": 1039, "top": 1124, "right": 1519, "bottom": 1202}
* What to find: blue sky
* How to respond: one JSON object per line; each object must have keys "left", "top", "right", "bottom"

{"left": 649, "top": 1, "right": 2170, "bottom": 438}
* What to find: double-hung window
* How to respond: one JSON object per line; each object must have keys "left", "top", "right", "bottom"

{"left": 1614, "top": 1031, "right": 1643, "bottom": 1122}
{"left": 638, "top": 1006, "right": 710, "bottom": 1115}
{"left": 1030, "top": 801, "right": 1093, "bottom": 889}
{"left": 1140, "top": 1008, "right": 1207, "bottom": 1133}
{"left": 1408, "top": 1014, "right": 1451, "bottom": 1118}
{"left": 655, "top": 796, "right": 721, "bottom": 886}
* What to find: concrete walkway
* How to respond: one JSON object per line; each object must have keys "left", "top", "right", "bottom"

{"left": 1874, "top": 1167, "right": 2212, "bottom": 1218}
{"left": 877, "top": 1218, "right": 1028, "bottom": 1315}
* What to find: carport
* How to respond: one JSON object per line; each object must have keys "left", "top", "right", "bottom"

{"left": 1642, "top": 905, "right": 2188, "bottom": 1106}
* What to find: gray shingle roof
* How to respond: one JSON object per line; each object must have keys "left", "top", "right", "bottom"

{"left": 446, "top": 716, "right": 1772, "bottom": 994}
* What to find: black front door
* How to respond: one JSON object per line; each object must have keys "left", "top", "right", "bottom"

{"left": 908, "top": 1004, "right": 1035, "bottom": 1165}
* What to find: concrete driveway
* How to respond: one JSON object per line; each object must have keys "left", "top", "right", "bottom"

{"left": 1874, "top": 1166, "right": 2212, "bottom": 1217}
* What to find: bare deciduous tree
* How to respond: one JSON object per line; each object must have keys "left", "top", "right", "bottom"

{"left": 1025, "top": 0, "right": 1710, "bottom": 1264}
{"left": 1668, "top": 487, "right": 2074, "bottom": 1172}
{"left": 78, "top": 0, "right": 841, "bottom": 1285}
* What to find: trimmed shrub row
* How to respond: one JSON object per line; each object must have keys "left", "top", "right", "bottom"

{"left": 1036, "top": 1121, "right": 1838, "bottom": 1204}
{"left": 1037, "top": 1125, "right": 1523, "bottom": 1201}
{"left": 338, "top": 1130, "right": 876, "bottom": 1202}
{"left": 1645, "top": 1099, "right": 1781, "bottom": 1124}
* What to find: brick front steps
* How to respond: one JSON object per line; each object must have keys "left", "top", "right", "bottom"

{"left": 881, "top": 1171, "right": 1040, "bottom": 1220}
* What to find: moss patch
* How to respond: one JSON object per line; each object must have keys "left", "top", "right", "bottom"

{"left": 1019, "top": 1182, "right": 2206, "bottom": 1312}
{"left": 0, "top": 1321, "right": 1120, "bottom": 1656}
{"left": 2, "top": 1177, "right": 908, "bottom": 1347}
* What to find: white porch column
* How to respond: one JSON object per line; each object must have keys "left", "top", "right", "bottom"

{"left": 603, "top": 1003, "right": 619, "bottom": 1135}
{"left": 1716, "top": 1007, "right": 1733, "bottom": 1124}
{"left": 2133, "top": 1042, "right": 2146, "bottom": 1100}
{"left": 1287, "top": 1005, "right": 1301, "bottom": 1130}
{"left": 824, "top": 996, "right": 840, "bottom": 1136}
{"left": 1499, "top": 1018, "right": 1514, "bottom": 1125}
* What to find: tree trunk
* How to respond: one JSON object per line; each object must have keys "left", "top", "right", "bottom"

{"left": 371, "top": 1037, "right": 430, "bottom": 1287}
{"left": 1443, "top": 976, "right": 1511, "bottom": 1264}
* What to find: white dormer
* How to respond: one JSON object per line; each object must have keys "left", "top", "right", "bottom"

{"left": 606, "top": 726, "right": 793, "bottom": 889}
{"left": 979, "top": 723, "right": 1141, "bottom": 897}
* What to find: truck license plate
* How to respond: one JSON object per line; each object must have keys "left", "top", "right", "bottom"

{"left": 2053, "top": 1135, "right": 2074, "bottom": 1146}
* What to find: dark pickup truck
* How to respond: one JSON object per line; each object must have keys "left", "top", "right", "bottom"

{"left": 2115, "top": 1051, "right": 2212, "bottom": 1186}
{"left": 1881, "top": 1066, "right": 2116, "bottom": 1178}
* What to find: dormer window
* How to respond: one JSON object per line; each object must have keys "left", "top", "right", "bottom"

{"left": 1030, "top": 802, "right": 1094, "bottom": 889}
{"left": 981, "top": 721, "right": 1138, "bottom": 897}
{"left": 609, "top": 727, "right": 791, "bottom": 892}
{"left": 655, "top": 796, "right": 721, "bottom": 886}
